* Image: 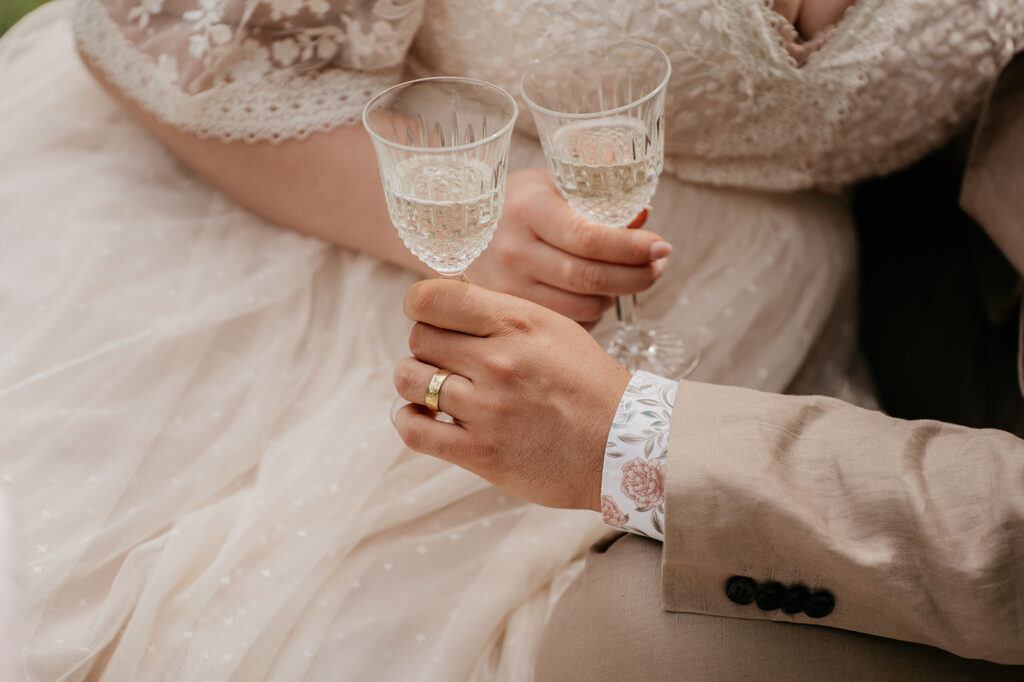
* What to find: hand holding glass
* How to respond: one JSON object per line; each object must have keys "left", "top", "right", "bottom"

{"left": 363, "top": 77, "right": 517, "bottom": 420}
{"left": 521, "top": 39, "right": 699, "bottom": 378}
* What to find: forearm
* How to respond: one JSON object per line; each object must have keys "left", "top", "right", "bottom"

{"left": 600, "top": 372, "right": 1024, "bottom": 660}
{"left": 663, "top": 380, "right": 1024, "bottom": 663}
{"left": 77, "top": 47, "right": 432, "bottom": 277}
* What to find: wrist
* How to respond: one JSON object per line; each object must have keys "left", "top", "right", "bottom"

{"left": 587, "top": 365, "right": 632, "bottom": 513}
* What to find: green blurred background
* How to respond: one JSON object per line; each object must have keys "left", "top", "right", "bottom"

{"left": 1, "top": 0, "right": 53, "bottom": 35}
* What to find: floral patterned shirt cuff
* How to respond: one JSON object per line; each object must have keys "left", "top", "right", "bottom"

{"left": 600, "top": 370, "right": 676, "bottom": 542}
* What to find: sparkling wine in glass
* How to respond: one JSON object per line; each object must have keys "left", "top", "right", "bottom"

{"left": 363, "top": 77, "right": 517, "bottom": 420}
{"left": 522, "top": 38, "right": 700, "bottom": 378}
{"left": 363, "top": 77, "right": 517, "bottom": 280}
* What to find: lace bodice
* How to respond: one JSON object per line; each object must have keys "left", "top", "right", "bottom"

{"left": 73, "top": 0, "right": 1024, "bottom": 190}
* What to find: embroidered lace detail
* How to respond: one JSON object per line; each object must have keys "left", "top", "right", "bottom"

{"left": 72, "top": 0, "right": 424, "bottom": 142}
{"left": 72, "top": 0, "right": 1024, "bottom": 185}
{"left": 408, "top": 0, "right": 1023, "bottom": 190}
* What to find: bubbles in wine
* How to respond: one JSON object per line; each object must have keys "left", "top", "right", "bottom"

{"left": 384, "top": 158, "right": 502, "bottom": 276}
{"left": 548, "top": 116, "right": 661, "bottom": 227}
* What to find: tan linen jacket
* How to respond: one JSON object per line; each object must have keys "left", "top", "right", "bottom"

{"left": 662, "top": 52, "right": 1024, "bottom": 666}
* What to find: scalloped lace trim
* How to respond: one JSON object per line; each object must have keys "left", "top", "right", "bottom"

{"left": 71, "top": 0, "right": 400, "bottom": 142}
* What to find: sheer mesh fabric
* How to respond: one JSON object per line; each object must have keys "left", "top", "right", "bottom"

{"left": 1, "top": 1, "right": 1021, "bottom": 679}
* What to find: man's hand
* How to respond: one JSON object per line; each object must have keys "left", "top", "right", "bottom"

{"left": 393, "top": 279, "right": 632, "bottom": 511}
{"left": 467, "top": 168, "right": 672, "bottom": 325}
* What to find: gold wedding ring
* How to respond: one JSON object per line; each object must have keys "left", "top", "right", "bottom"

{"left": 425, "top": 369, "right": 453, "bottom": 412}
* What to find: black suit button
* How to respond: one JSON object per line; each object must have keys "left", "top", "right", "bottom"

{"left": 725, "top": 576, "right": 758, "bottom": 605}
{"left": 780, "top": 585, "right": 809, "bottom": 614}
{"left": 755, "top": 581, "right": 786, "bottom": 611}
{"left": 803, "top": 590, "right": 835, "bottom": 618}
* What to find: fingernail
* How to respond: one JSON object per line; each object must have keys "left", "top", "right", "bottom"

{"left": 652, "top": 258, "right": 668, "bottom": 277}
{"left": 650, "top": 241, "right": 673, "bottom": 260}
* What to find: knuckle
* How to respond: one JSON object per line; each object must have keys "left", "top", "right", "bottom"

{"left": 496, "top": 240, "right": 522, "bottom": 268}
{"left": 504, "top": 183, "right": 545, "bottom": 225}
{"left": 392, "top": 360, "right": 418, "bottom": 395}
{"left": 503, "top": 195, "right": 528, "bottom": 224}
{"left": 407, "top": 322, "right": 429, "bottom": 355}
{"left": 557, "top": 259, "right": 578, "bottom": 290}
{"left": 398, "top": 419, "right": 428, "bottom": 452}
{"left": 573, "top": 223, "right": 604, "bottom": 256}
{"left": 484, "top": 352, "right": 522, "bottom": 381}
{"left": 575, "top": 296, "right": 608, "bottom": 322}
{"left": 497, "top": 306, "right": 536, "bottom": 336}
{"left": 404, "top": 282, "right": 440, "bottom": 320}
{"left": 577, "top": 262, "right": 607, "bottom": 293}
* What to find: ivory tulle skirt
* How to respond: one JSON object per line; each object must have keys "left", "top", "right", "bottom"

{"left": 0, "top": 4, "right": 858, "bottom": 680}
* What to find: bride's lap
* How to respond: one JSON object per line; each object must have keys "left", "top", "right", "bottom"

{"left": 2, "top": 16, "right": 609, "bottom": 679}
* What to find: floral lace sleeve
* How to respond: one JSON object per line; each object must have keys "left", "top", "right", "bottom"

{"left": 601, "top": 371, "right": 676, "bottom": 541}
{"left": 72, "top": 0, "right": 425, "bottom": 142}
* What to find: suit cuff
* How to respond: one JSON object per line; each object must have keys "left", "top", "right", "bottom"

{"left": 600, "top": 370, "right": 676, "bottom": 541}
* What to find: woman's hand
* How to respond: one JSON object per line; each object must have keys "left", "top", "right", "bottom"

{"left": 467, "top": 168, "right": 673, "bottom": 325}
{"left": 86, "top": 62, "right": 670, "bottom": 325}
{"left": 77, "top": 68, "right": 670, "bottom": 318}
{"left": 393, "top": 279, "right": 631, "bottom": 511}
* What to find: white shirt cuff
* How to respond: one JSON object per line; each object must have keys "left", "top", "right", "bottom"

{"left": 600, "top": 370, "right": 677, "bottom": 541}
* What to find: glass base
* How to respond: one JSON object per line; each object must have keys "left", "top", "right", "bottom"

{"left": 605, "top": 325, "right": 700, "bottom": 379}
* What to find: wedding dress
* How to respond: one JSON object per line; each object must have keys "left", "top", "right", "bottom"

{"left": 1, "top": 0, "right": 1020, "bottom": 679}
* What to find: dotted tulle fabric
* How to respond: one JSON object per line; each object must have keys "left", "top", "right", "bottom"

{"left": 74, "top": 0, "right": 1022, "bottom": 189}
{"left": 2, "top": 2, "right": 1021, "bottom": 680}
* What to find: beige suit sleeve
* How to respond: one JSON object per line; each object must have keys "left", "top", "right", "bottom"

{"left": 661, "top": 380, "right": 1024, "bottom": 664}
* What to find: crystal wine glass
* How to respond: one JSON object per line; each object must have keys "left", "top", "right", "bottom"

{"left": 363, "top": 77, "right": 517, "bottom": 280}
{"left": 521, "top": 38, "right": 699, "bottom": 378}
{"left": 363, "top": 77, "right": 517, "bottom": 420}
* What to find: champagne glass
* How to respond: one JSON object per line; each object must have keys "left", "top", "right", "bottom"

{"left": 521, "top": 38, "right": 700, "bottom": 378}
{"left": 363, "top": 77, "right": 517, "bottom": 280}
{"left": 362, "top": 77, "right": 517, "bottom": 420}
